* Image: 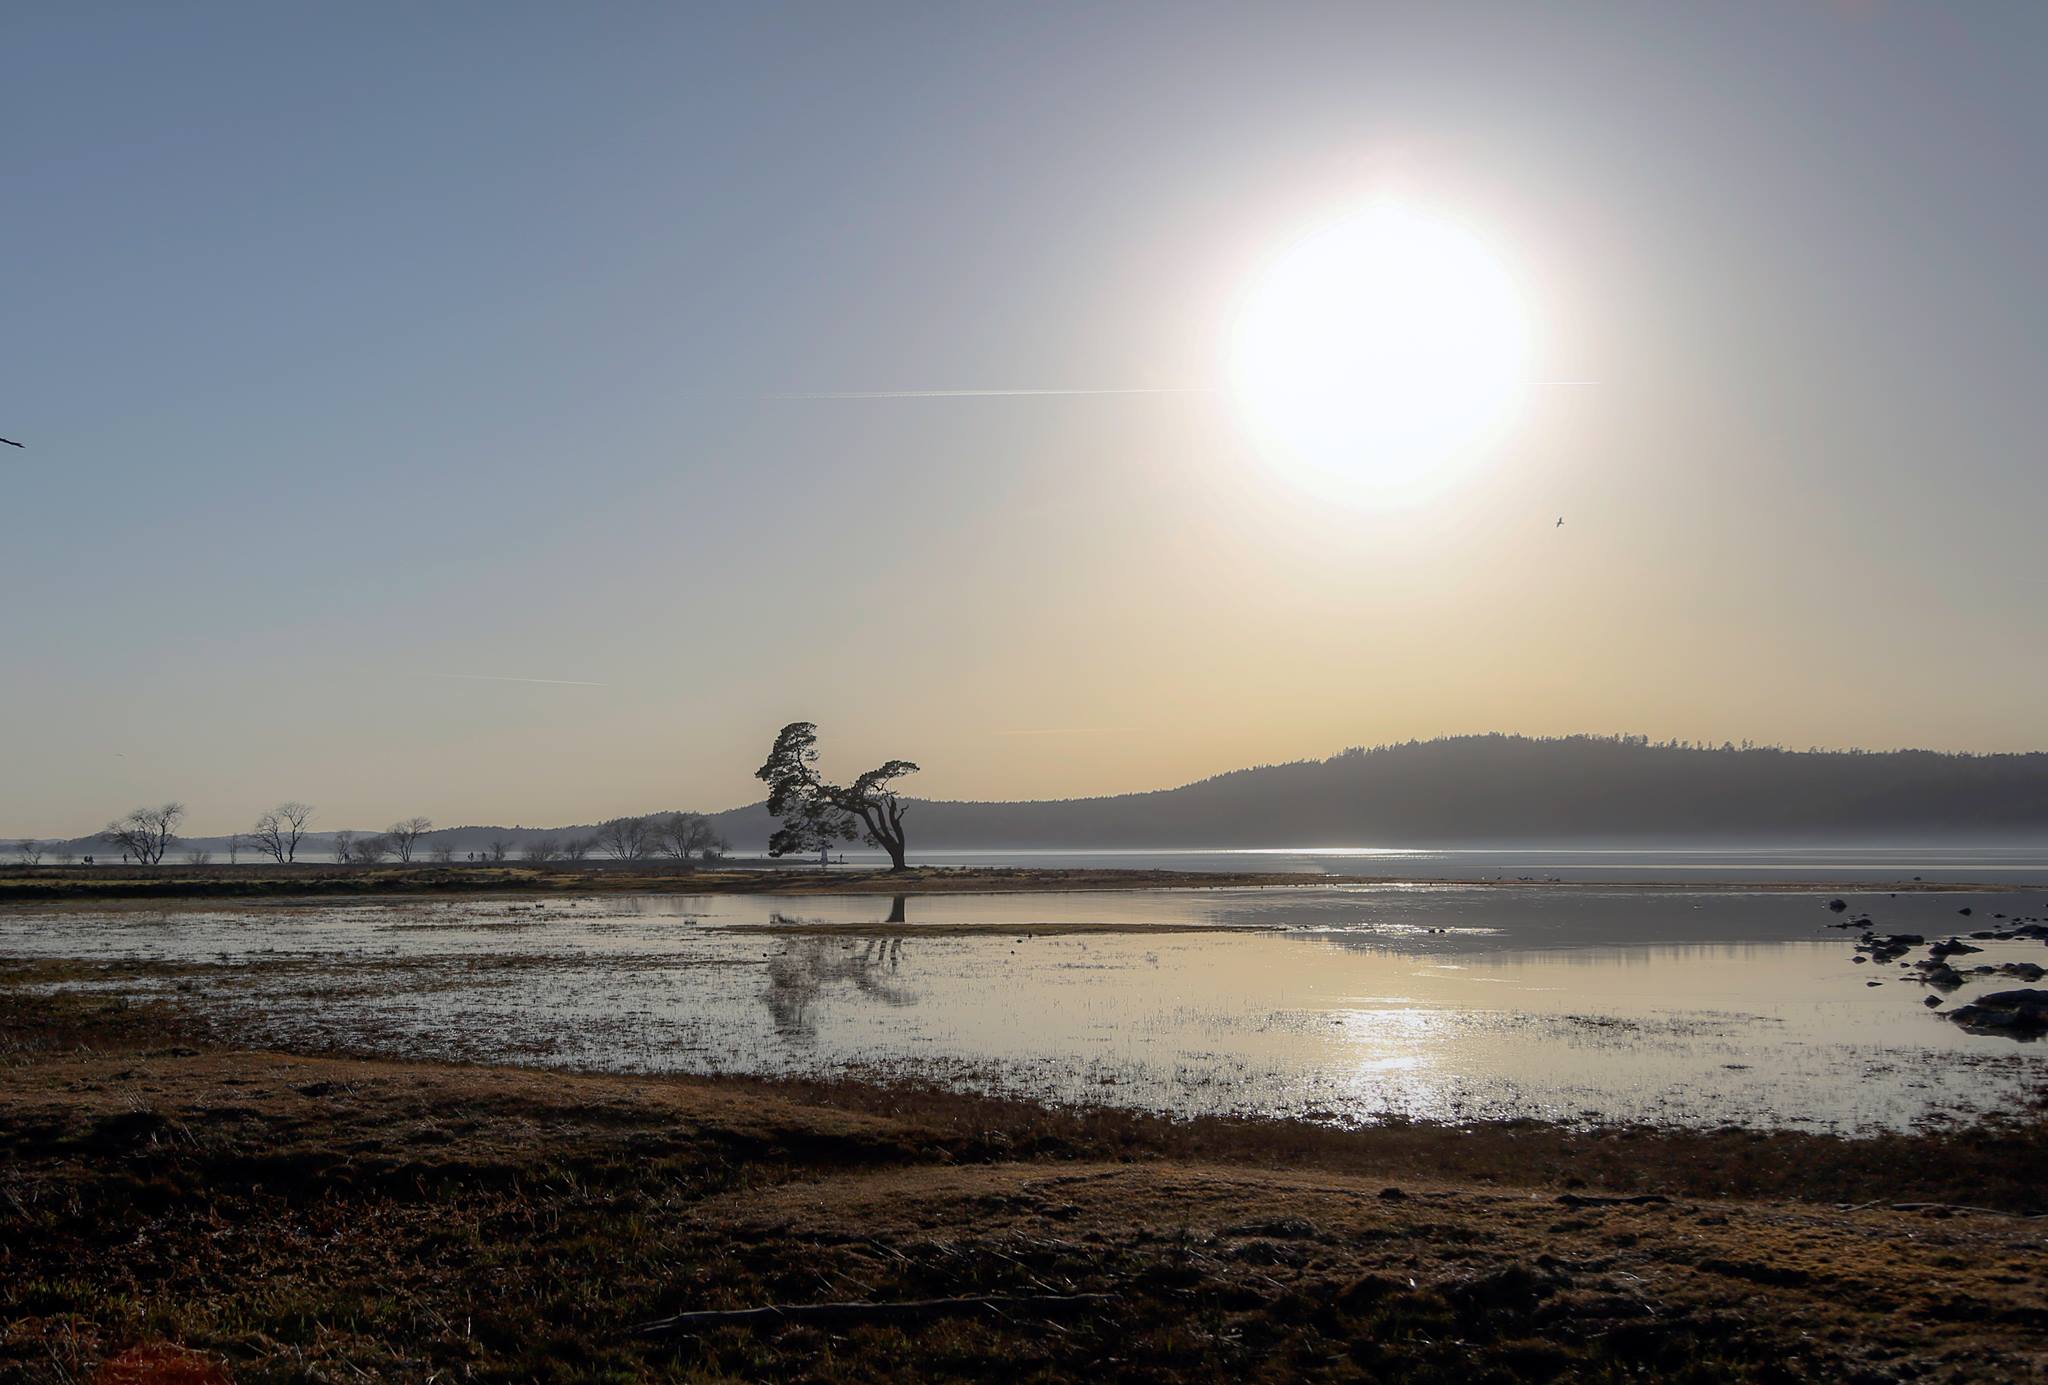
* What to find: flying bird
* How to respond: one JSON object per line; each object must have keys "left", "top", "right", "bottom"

{"left": 0, "top": 437, "right": 22, "bottom": 448}
{"left": 1555, "top": 516, "right": 1565, "bottom": 528}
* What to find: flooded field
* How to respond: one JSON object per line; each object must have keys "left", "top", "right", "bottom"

{"left": 8, "top": 886, "right": 2045, "bottom": 1132}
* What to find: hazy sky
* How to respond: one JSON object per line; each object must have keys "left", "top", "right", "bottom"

{"left": 6, "top": 3, "right": 2048, "bottom": 836}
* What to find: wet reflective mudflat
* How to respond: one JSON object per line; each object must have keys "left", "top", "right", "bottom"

{"left": 9, "top": 886, "right": 2045, "bottom": 1132}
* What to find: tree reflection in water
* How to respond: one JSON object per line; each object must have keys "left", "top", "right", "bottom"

{"left": 763, "top": 898, "right": 916, "bottom": 1040}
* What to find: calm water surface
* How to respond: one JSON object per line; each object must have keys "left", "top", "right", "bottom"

{"left": 9, "top": 886, "right": 2045, "bottom": 1132}
{"left": 868, "top": 845, "right": 2048, "bottom": 882}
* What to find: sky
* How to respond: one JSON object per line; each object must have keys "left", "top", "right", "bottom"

{"left": 6, "top": 2, "right": 2048, "bottom": 837}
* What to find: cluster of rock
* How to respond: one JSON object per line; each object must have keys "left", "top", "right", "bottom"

{"left": 1943, "top": 988, "right": 2048, "bottom": 1036}
{"left": 1851, "top": 931, "right": 1920, "bottom": 963}
{"left": 1835, "top": 900, "right": 2048, "bottom": 1039}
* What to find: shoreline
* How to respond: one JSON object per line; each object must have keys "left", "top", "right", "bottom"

{"left": 3, "top": 966, "right": 2046, "bottom": 1381}
{"left": 3, "top": 861, "right": 2038, "bottom": 905}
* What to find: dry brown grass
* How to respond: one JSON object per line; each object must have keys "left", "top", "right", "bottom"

{"left": 3, "top": 964, "right": 2046, "bottom": 1381}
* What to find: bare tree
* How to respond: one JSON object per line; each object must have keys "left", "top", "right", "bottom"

{"left": 522, "top": 837, "right": 560, "bottom": 862}
{"left": 352, "top": 834, "right": 392, "bottom": 864}
{"left": 331, "top": 830, "right": 357, "bottom": 864}
{"left": 386, "top": 817, "right": 433, "bottom": 862}
{"left": 52, "top": 845, "right": 76, "bottom": 865}
{"left": 429, "top": 841, "right": 455, "bottom": 863}
{"left": 225, "top": 833, "right": 245, "bottom": 864}
{"left": 485, "top": 837, "right": 512, "bottom": 862}
{"left": 251, "top": 802, "right": 314, "bottom": 863}
{"left": 15, "top": 840, "right": 43, "bottom": 865}
{"left": 102, "top": 803, "right": 185, "bottom": 866}
{"left": 185, "top": 846, "right": 214, "bottom": 865}
{"left": 652, "top": 812, "right": 726, "bottom": 863}
{"left": 562, "top": 836, "right": 594, "bottom": 861}
{"left": 593, "top": 816, "right": 653, "bottom": 860}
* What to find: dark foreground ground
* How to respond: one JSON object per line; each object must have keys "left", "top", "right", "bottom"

{"left": 3, "top": 963, "right": 2046, "bottom": 1383}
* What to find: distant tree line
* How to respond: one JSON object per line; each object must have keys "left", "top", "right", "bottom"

{"left": 30, "top": 802, "right": 730, "bottom": 868}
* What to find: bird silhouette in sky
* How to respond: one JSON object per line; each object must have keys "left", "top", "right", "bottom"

{"left": 0, "top": 437, "right": 23, "bottom": 449}
{"left": 1555, "top": 516, "right": 1564, "bottom": 528}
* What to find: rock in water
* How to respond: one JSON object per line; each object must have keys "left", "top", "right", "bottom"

{"left": 1944, "top": 988, "right": 2048, "bottom": 1036}
{"left": 1858, "top": 933, "right": 1923, "bottom": 963}
{"left": 1916, "top": 961, "right": 1965, "bottom": 989}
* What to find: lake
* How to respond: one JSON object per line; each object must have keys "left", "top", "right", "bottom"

{"left": 853, "top": 844, "right": 2048, "bottom": 882}
{"left": 10, "top": 884, "right": 2046, "bottom": 1133}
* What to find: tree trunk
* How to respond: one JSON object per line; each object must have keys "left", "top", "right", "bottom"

{"left": 853, "top": 801, "right": 910, "bottom": 871}
{"left": 881, "top": 799, "right": 909, "bottom": 871}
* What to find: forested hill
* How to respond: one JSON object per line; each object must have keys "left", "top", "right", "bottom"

{"left": 51, "top": 735, "right": 2047, "bottom": 858}
{"left": 709, "top": 735, "right": 2048, "bottom": 848}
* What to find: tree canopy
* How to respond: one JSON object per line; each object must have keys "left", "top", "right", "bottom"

{"left": 756, "top": 722, "right": 920, "bottom": 870}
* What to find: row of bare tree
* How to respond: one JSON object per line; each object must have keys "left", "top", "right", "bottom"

{"left": 41, "top": 803, "right": 729, "bottom": 867}
{"left": 327, "top": 817, "right": 435, "bottom": 864}
{"left": 243, "top": 803, "right": 431, "bottom": 864}
{"left": 588, "top": 811, "right": 728, "bottom": 862}
{"left": 72, "top": 803, "right": 426, "bottom": 866}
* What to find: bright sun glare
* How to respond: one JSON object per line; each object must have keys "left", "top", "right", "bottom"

{"left": 1230, "top": 203, "right": 1529, "bottom": 501}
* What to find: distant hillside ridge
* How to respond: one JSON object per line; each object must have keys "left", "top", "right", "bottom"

{"left": 32, "top": 735, "right": 2048, "bottom": 856}
{"left": 704, "top": 733, "right": 2048, "bottom": 848}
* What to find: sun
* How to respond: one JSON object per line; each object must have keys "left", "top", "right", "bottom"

{"left": 1229, "top": 202, "right": 1529, "bottom": 502}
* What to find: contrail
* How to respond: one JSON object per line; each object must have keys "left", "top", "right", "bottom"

{"left": 767, "top": 387, "right": 1207, "bottom": 399}
{"left": 429, "top": 673, "right": 609, "bottom": 688}
{"left": 770, "top": 379, "right": 1596, "bottom": 400}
